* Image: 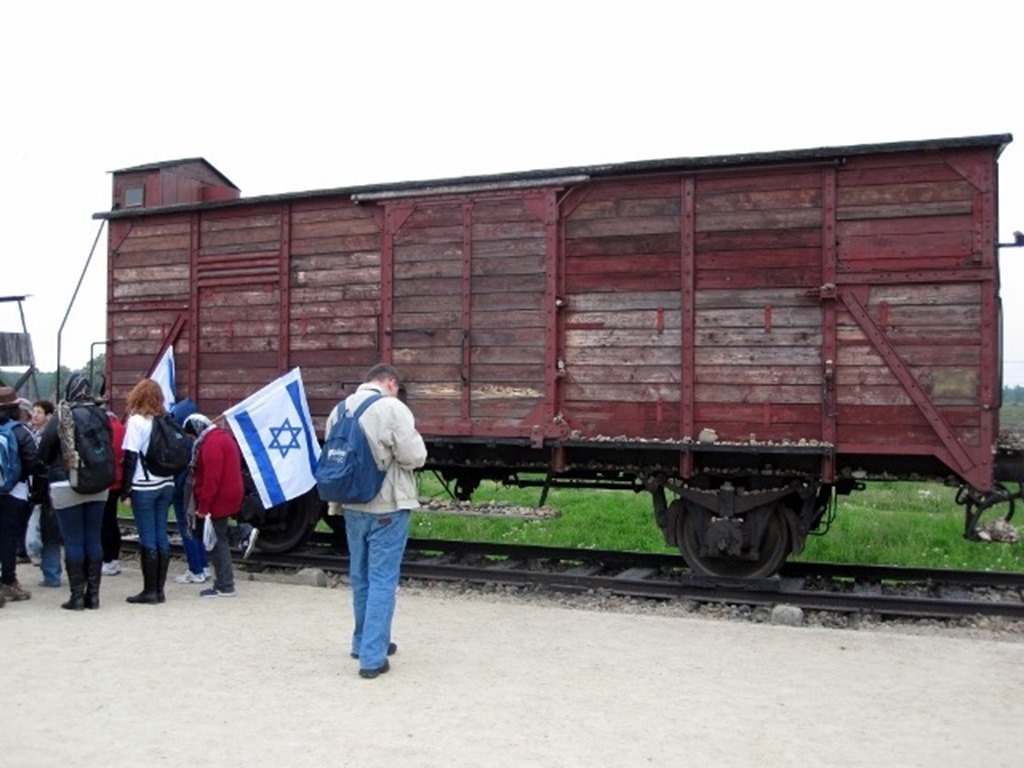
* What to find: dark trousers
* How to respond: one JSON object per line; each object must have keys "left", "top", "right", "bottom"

{"left": 101, "top": 490, "right": 122, "bottom": 562}
{"left": 209, "top": 517, "right": 234, "bottom": 592}
{"left": 0, "top": 494, "right": 30, "bottom": 585}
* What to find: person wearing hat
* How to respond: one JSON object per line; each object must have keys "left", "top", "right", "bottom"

{"left": 181, "top": 413, "right": 245, "bottom": 598}
{"left": 0, "top": 385, "right": 41, "bottom": 602}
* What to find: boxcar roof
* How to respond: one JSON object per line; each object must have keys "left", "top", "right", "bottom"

{"left": 94, "top": 133, "right": 1012, "bottom": 220}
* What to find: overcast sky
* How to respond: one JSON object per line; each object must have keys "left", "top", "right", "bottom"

{"left": 2, "top": 1, "right": 1022, "bottom": 385}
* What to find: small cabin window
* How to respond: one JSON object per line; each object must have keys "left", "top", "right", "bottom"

{"left": 124, "top": 185, "right": 144, "bottom": 208}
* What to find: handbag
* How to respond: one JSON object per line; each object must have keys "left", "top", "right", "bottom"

{"left": 202, "top": 515, "right": 217, "bottom": 551}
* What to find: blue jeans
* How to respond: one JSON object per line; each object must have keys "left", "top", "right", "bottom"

{"left": 345, "top": 509, "right": 410, "bottom": 669}
{"left": 173, "top": 481, "right": 207, "bottom": 574}
{"left": 55, "top": 500, "right": 105, "bottom": 564}
{"left": 132, "top": 485, "right": 174, "bottom": 554}
{"left": 40, "top": 540, "right": 62, "bottom": 586}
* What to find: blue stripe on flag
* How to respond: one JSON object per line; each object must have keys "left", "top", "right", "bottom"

{"left": 286, "top": 379, "right": 320, "bottom": 473}
{"left": 234, "top": 409, "right": 286, "bottom": 507}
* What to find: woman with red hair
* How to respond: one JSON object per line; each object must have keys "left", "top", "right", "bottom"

{"left": 121, "top": 378, "right": 175, "bottom": 605}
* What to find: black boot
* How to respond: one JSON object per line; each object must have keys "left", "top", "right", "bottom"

{"left": 84, "top": 558, "right": 102, "bottom": 609}
{"left": 126, "top": 548, "right": 159, "bottom": 604}
{"left": 61, "top": 560, "right": 86, "bottom": 611}
{"left": 156, "top": 549, "right": 170, "bottom": 603}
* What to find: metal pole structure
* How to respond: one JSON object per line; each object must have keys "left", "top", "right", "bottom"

{"left": 57, "top": 220, "right": 107, "bottom": 400}
{"left": 90, "top": 339, "right": 110, "bottom": 397}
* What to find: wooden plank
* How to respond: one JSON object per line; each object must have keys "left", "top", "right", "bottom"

{"left": 696, "top": 306, "right": 820, "bottom": 328}
{"left": 838, "top": 179, "right": 975, "bottom": 207}
{"left": 697, "top": 188, "right": 822, "bottom": 212}
{"left": 470, "top": 254, "right": 545, "bottom": 277}
{"left": 290, "top": 233, "right": 382, "bottom": 255}
{"left": 695, "top": 364, "right": 821, "bottom": 385}
{"left": 470, "top": 274, "right": 546, "bottom": 295}
{"left": 697, "top": 248, "right": 820, "bottom": 272}
{"left": 566, "top": 309, "right": 682, "bottom": 330}
{"left": 570, "top": 197, "right": 681, "bottom": 220}
{"left": 693, "top": 383, "right": 821, "bottom": 404}
{"left": 696, "top": 227, "right": 820, "bottom": 251}
{"left": 569, "top": 291, "right": 680, "bottom": 311}
{"left": 696, "top": 208, "right": 823, "bottom": 232}
{"left": 291, "top": 252, "right": 380, "bottom": 271}
{"left": 563, "top": 346, "right": 680, "bottom": 366}
{"left": 696, "top": 346, "right": 820, "bottom": 365}
{"left": 292, "top": 286, "right": 381, "bottom": 304}
{"left": 566, "top": 216, "right": 680, "bottom": 239}
{"left": 837, "top": 201, "right": 973, "bottom": 220}
{"left": 566, "top": 329, "right": 682, "bottom": 348}
{"left": 566, "top": 233, "right": 680, "bottom": 257}
{"left": 569, "top": 365, "right": 681, "bottom": 385}
{"left": 695, "top": 328, "right": 822, "bottom": 347}
{"left": 695, "top": 289, "right": 818, "bottom": 309}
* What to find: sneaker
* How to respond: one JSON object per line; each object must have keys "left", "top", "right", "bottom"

{"left": 101, "top": 560, "right": 122, "bottom": 576}
{"left": 199, "top": 587, "right": 236, "bottom": 598}
{"left": 203, "top": 567, "right": 212, "bottom": 578}
{"left": 174, "top": 571, "right": 207, "bottom": 584}
{"left": 38, "top": 580, "right": 62, "bottom": 588}
{"left": 0, "top": 582, "right": 31, "bottom": 601}
{"left": 242, "top": 527, "right": 260, "bottom": 560}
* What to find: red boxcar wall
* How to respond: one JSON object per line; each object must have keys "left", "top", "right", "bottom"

{"left": 692, "top": 168, "right": 825, "bottom": 442}
{"left": 287, "top": 198, "right": 383, "bottom": 423}
{"left": 386, "top": 193, "right": 552, "bottom": 436}
{"left": 194, "top": 206, "right": 284, "bottom": 418}
{"left": 107, "top": 216, "right": 192, "bottom": 414}
{"left": 831, "top": 148, "right": 997, "bottom": 485}
{"left": 561, "top": 178, "right": 685, "bottom": 437}
{"left": 560, "top": 169, "right": 827, "bottom": 442}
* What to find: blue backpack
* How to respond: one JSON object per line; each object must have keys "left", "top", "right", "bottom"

{"left": 0, "top": 420, "right": 24, "bottom": 494}
{"left": 314, "top": 394, "right": 386, "bottom": 504}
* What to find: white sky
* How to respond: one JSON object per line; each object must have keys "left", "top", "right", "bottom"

{"left": 2, "top": 1, "right": 1022, "bottom": 385}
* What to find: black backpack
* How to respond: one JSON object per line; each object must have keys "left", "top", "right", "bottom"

{"left": 63, "top": 403, "right": 116, "bottom": 494}
{"left": 143, "top": 413, "right": 191, "bottom": 477}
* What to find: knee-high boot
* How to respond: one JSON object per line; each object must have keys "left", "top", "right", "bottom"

{"left": 156, "top": 550, "right": 170, "bottom": 603}
{"left": 61, "top": 560, "right": 86, "bottom": 611}
{"left": 126, "top": 548, "right": 159, "bottom": 604}
{"left": 84, "top": 558, "right": 102, "bottom": 609}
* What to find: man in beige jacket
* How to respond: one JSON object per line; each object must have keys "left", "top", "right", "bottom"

{"left": 325, "top": 364, "right": 427, "bottom": 678}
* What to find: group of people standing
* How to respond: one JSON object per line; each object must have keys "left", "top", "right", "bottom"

{"left": 3, "top": 362, "right": 427, "bottom": 682}
{"left": 0, "top": 374, "right": 256, "bottom": 610}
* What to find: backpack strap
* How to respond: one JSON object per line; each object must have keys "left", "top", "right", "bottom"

{"left": 348, "top": 393, "right": 384, "bottom": 420}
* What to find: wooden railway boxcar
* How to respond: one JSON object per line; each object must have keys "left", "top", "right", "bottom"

{"left": 98, "top": 134, "right": 1018, "bottom": 577}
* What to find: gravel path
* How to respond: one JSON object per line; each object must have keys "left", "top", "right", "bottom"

{"left": 2, "top": 558, "right": 1023, "bottom": 768}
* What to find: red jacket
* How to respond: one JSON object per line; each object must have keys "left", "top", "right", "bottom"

{"left": 193, "top": 427, "right": 245, "bottom": 518}
{"left": 109, "top": 414, "right": 126, "bottom": 491}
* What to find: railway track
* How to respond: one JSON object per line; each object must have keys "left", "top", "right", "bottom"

{"left": 132, "top": 530, "right": 1024, "bottom": 623}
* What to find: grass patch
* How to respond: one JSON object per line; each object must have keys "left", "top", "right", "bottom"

{"left": 411, "top": 474, "right": 1024, "bottom": 572}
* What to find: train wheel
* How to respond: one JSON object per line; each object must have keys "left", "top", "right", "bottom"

{"left": 252, "top": 492, "right": 321, "bottom": 554}
{"left": 678, "top": 507, "right": 789, "bottom": 579}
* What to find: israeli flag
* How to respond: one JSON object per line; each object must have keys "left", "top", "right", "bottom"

{"left": 151, "top": 346, "right": 176, "bottom": 409}
{"left": 222, "top": 368, "right": 321, "bottom": 509}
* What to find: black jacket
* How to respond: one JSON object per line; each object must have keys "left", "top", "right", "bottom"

{"left": 37, "top": 415, "right": 67, "bottom": 485}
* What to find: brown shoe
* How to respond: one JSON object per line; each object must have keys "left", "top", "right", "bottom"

{"left": 0, "top": 582, "right": 31, "bottom": 601}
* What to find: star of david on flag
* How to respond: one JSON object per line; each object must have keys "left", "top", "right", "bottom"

{"left": 222, "top": 368, "right": 321, "bottom": 509}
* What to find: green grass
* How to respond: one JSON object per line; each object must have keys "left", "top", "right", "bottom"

{"left": 410, "top": 474, "right": 1024, "bottom": 573}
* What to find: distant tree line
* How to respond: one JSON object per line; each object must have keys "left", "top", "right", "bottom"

{"left": 1, "top": 353, "right": 106, "bottom": 402}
